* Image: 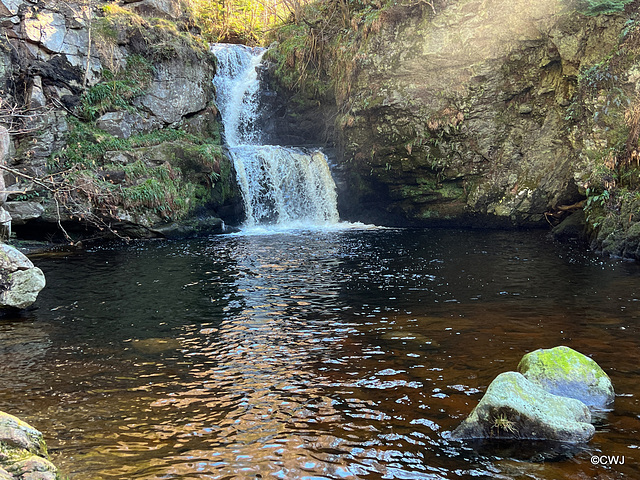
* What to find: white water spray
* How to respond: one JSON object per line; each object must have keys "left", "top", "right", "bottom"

{"left": 211, "top": 44, "right": 339, "bottom": 228}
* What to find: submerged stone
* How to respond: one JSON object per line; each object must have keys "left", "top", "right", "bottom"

{"left": 131, "top": 337, "right": 181, "bottom": 354}
{"left": 518, "top": 346, "right": 615, "bottom": 409}
{"left": 451, "top": 372, "right": 595, "bottom": 443}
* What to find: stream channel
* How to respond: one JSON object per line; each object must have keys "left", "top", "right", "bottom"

{"left": 0, "top": 230, "right": 639, "bottom": 479}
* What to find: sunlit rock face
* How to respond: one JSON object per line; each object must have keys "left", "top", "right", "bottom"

{"left": 310, "top": 0, "right": 627, "bottom": 227}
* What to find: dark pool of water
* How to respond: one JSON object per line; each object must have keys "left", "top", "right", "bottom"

{"left": 0, "top": 228, "right": 639, "bottom": 479}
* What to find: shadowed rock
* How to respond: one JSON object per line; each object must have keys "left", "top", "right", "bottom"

{"left": 451, "top": 371, "right": 595, "bottom": 443}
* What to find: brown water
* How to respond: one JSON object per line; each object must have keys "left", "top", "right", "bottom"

{"left": 0, "top": 228, "right": 639, "bottom": 479}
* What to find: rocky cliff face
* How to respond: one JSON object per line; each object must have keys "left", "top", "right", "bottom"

{"left": 270, "top": 0, "right": 640, "bottom": 257}
{"left": 0, "top": 0, "right": 241, "bottom": 240}
{"left": 331, "top": 0, "right": 625, "bottom": 226}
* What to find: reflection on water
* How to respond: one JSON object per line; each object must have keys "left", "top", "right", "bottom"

{"left": 0, "top": 229, "right": 639, "bottom": 479}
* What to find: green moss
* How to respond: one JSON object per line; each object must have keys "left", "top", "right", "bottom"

{"left": 575, "top": 0, "right": 634, "bottom": 16}
{"left": 0, "top": 443, "right": 34, "bottom": 463}
{"left": 50, "top": 121, "right": 220, "bottom": 169}
{"left": 518, "top": 346, "right": 614, "bottom": 407}
{"left": 48, "top": 116, "right": 229, "bottom": 225}
{"left": 99, "top": 5, "right": 210, "bottom": 62}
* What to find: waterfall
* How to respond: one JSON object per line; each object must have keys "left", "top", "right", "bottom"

{"left": 211, "top": 43, "right": 339, "bottom": 228}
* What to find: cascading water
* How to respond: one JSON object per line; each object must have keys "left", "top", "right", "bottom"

{"left": 211, "top": 44, "right": 339, "bottom": 228}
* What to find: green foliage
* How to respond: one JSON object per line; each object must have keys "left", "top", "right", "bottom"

{"left": 193, "top": 0, "right": 290, "bottom": 44}
{"left": 49, "top": 116, "right": 226, "bottom": 222}
{"left": 267, "top": 0, "right": 400, "bottom": 102}
{"left": 51, "top": 120, "right": 218, "bottom": 169}
{"left": 584, "top": 187, "right": 610, "bottom": 228}
{"left": 575, "top": 0, "right": 633, "bottom": 15}
{"left": 79, "top": 55, "right": 154, "bottom": 121}
{"left": 98, "top": 3, "right": 210, "bottom": 61}
{"left": 117, "top": 162, "right": 193, "bottom": 219}
{"left": 80, "top": 81, "right": 145, "bottom": 121}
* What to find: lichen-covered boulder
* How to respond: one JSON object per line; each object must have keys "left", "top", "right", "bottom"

{"left": 0, "top": 411, "right": 59, "bottom": 480}
{"left": 0, "top": 411, "right": 45, "bottom": 455}
{"left": 0, "top": 244, "right": 45, "bottom": 310}
{"left": 518, "top": 346, "right": 615, "bottom": 409}
{"left": 451, "top": 372, "right": 595, "bottom": 443}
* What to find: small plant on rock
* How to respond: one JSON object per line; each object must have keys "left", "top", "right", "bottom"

{"left": 490, "top": 410, "right": 519, "bottom": 437}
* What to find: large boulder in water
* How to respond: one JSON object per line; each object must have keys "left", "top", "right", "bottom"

{"left": 451, "top": 372, "right": 595, "bottom": 443}
{"left": 518, "top": 346, "right": 615, "bottom": 409}
{"left": 0, "top": 244, "right": 45, "bottom": 310}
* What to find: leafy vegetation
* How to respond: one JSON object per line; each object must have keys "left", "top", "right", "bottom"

{"left": 47, "top": 115, "right": 225, "bottom": 228}
{"left": 79, "top": 55, "right": 154, "bottom": 121}
{"left": 190, "top": 0, "right": 312, "bottom": 44}
{"left": 96, "top": 3, "right": 211, "bottom": 62}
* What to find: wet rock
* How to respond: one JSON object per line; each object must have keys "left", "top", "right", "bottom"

{"left": 551, "top": 210, "right": 587, "bottom": 242}
{"left": 518, "top": 346, "right": 615, "bottom": 409}
{"left": 0, "top": 244, "right": 45, "bottom": 310}
{"left": 3, "top": 202, "right": 44, "bottom": 226}
{"left": 150, "top": 217, "right": 226, "bottom": 239}
{"left": 451, "top": 371, "right": 595, "bottom": 443}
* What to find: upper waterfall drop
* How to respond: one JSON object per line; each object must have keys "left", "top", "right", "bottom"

{"left": 211, "top": 44, "right": 265, "bottom": 147}
{"left": 211, "top": 43, "right": 339, "bottom": 229}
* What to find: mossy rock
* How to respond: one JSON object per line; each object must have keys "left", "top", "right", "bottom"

{"left": 0, "top": 412, "right": 45, "bottom": 455}
{"left": 518, "top": 346, "right": 614, "bottom": 409}
{"left": 451, "top": 371, "right": 595, "bottom": 443}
